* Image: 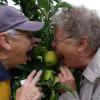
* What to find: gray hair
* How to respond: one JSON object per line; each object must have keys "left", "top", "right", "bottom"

{"left": 52, "top": 7, "right": 100, "bottom": 50}
{"left": 4, "top": 29, "right": 19, "bottom": 39}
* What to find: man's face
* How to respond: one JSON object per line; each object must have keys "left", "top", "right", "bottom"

{"left": 52, "top": 27, "right": 82, "bottom": 68}
{"left": 7, "top": 30, "right": 40, "bottom": 68}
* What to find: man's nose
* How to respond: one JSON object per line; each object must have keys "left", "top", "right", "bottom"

{"left": 31, "top": 37, "right": 41, "bottom": 46}
{"left": 51, "top": 41, "right": 56, "bottom": 49}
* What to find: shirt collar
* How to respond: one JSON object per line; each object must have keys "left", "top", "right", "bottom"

{"left": 83, "top": 48, "right": 100, "bottom": 83}
{"left": 0, "top": 62, "right": 10, "bottom": 81}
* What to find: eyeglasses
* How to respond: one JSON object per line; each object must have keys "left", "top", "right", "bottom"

{"left": 15, "top": 33, "right": 34, "bottom": 39}
{"left": 53, "top": 36, "right": 72, "bottom": 43}
{"left": 4, "top": 30, "right": 34, "bottom": 39}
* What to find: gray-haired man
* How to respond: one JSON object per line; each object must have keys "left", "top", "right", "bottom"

{"left": 52, "top": 7, "right": 100, "bottom": 100}
{"left": 0, "top": 5, "right": 44, "bottom": 100}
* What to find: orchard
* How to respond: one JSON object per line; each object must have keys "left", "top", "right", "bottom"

{"left": 0, "top": 0, "right": 80, "bottom": 100}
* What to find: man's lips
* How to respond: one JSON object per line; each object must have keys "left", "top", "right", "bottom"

{"left": 26, "top": 49, "right": 33, "bottom": 62}
{"left": 26, "top": 56, "right": 32, "bottom": 62}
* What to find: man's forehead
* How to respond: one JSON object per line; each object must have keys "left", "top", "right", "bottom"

{"left": 54, "top": 26, "right": 67, "bottom": 34}
{"left": 54, "top": 30, "right": 68, "bottom": 38}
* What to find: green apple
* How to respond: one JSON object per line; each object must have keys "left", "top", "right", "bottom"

{"left": 44, "top": 51, "right": 58, "bottom": 66}
{"left": 43, "top": 70, "right": 55, "bottom": 82}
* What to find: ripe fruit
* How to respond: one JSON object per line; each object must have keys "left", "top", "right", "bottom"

{"left": 44, "top": 51, "right": 58, "bottom": 66}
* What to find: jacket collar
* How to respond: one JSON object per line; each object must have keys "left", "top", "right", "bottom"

{"left": 83, "top": 48, "right": 100, "bottom": 83}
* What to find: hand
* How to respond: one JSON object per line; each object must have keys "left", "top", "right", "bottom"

{"left": 16, "top": 70, "right": 43, "bottom": 100}
{"left": 58, "top": 66, "right": 76, "bottom": 91}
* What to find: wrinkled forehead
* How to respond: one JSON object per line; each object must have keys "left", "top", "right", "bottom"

{"left": 54, "top": 26, "right": 69, "bottom": 38}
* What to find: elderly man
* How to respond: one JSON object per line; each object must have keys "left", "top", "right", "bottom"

{"left": 0, "top": 5, "right": 44, "bottom": 100}
{"left": 52, "top": 7, "right": 100, "bottom": 100}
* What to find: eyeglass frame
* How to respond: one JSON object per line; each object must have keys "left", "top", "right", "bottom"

{"left": 4, "top": 29, "right": 35, "bottom": 39}
{"left": 53, "top": 36, "right": 73, "bottom": 43}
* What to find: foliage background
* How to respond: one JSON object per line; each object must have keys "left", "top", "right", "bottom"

{"left": 0, "top": 0, "right": 81, "bottom": 100}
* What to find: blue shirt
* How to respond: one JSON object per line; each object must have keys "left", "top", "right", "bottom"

{"left": 0, "top": 62, "right": 10, "bottom": 81}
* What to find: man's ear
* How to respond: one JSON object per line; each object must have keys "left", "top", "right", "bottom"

{"left": 0, "top": 33, "right": 11, "bottom": 50}
{"left": 78, "top": 36, "right": 90, "bottom": 52}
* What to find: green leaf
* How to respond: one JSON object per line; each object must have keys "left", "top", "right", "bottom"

{"left": 12, "top": 0, "right": 20, "bottom": 5}
{"left": 2, "top": 0, "right": 7, "bottom": 3}
{"left": 0, "top": 0, "right": 7, "bottom": 4}
{"left": 37, "top": 0, "right": 49, "bottom": 12}
{"left": 50, "top": 91, "right": 59, "bottom": 100}
{"left": 50, "top": 1, "right": 72, "bottom": 16}
{"left": 53, "top": 0, "right": 61, "bottom": 2}
{"left": 0, "top": 2, "right": 6, "bottom": 5}
{"left": 4, "top": 0, "right": 7, "bottom": 3}
{"left": 56, "top": 1, "right": 72, "bottom": 8}
{"left": 16, "top": 65, "right": 33, "bottom": 71}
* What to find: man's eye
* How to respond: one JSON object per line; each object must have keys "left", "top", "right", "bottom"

{"left": 27, "top": 35, "right": 33, "bottom": 38}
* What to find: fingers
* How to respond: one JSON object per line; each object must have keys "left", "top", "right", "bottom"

{"left": 58, "top": 66, "right": 76, "bottom": 90}
{"left": 63, "top": 66, "right": 73, "bottom": 76}
{"left": 26, "top": 87, "right": 43, "bottom": 100}
{"left": 59, "top": 67, "right": 67, "bottom": 77}
{"left": 58, "top": 66, "right": 74, "bottom": 83}
{"left": 58, "top": 73, "right": 63, "bottom": 82}
{"left": 16, "top": 70, "right": 43, "bottom": 100}
{"left": 59, "top": 66, "right": 73, "bottom": 77}
{"left": 32, "top": 92, "right": 44, "bottom": 100}
{"left": 16, "top": 88, "right": 21, "bottom": 97}
{"left": 25, "top": 70, "right": 36, "bottom": 84}
{"left": 21, "top": 70, "right": 42, "bottom": 86}
{"left": 58, "top": 67, "right": 68, "bottom": 83}
{"left": 32, "top": 70, "right": 42, "bottom": 85}
{"left": 32, "top": 37, "right": 41, "bottom": 44}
